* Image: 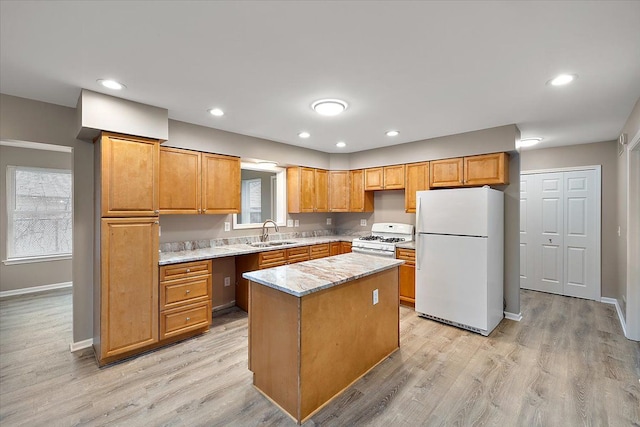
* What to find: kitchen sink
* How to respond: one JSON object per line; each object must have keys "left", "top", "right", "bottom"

{"left": 250, "top": 241, "right": 295, "bottom": 247}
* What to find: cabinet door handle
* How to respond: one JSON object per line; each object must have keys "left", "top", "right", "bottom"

{"left": 154, "top": 210, "right": 160, "bottom": 214}
{"left": 203, "top": 209, "right": 207, "bottom": 213}
{"left": 186, "top": 289, "right": 191, "bottom": 294}
{"left": 186, "top": 317, "right": 190, "bottom": 322}
{"left": 186, "top": 268, "right": 191, "bottom": 273}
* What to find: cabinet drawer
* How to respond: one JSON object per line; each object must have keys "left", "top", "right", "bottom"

{"left": 160, "top": 260, "right": 212, "bottom": 281}
{"left": 287, "top": 246, "right": 309, "bottom": 263}
{"left": 396, "top": 248, "right": 415, "bottom": 264}
{"left": 160, "top": 301, "right": 211, "bottom": 340}
{"left": 309, "top": 243, "right": 330, "bottom": 259}
{"left": 160, "top": 275, "right": 211, "bottom": 310}
{"left": 259, "top": 250, "right": 287, "bottom": 265}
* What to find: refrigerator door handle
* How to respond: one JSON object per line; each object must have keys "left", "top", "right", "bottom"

{"left": 416, "top": 234, "right": 422, "bottom": 271}
{"left": 416, "top": 196, "right": 422, "bottom": 233}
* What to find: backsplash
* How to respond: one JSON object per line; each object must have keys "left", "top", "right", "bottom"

{"left": 159, "top": 228, "right": 368, "bottom": 253}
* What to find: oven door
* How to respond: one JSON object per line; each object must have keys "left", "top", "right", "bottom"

{"left": 351, "top": 246, "right": 395, "bottom": 258}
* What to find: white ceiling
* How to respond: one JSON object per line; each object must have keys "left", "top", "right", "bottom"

{"left": 1, "top": 1, "right": 639, "bottom": 153}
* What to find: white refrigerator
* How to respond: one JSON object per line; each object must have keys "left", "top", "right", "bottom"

{"left": 415, "top": 187, "right": 504, "bottom": 336}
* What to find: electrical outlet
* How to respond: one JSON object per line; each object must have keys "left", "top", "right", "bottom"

{"left": 294, "top": 220, "right": 299, "bottom": 227}
{"left": 287, "top": 219, "right": 294, "bottom": 227}
{"left": 373, "top": 289, "right": 379, "bottom": 305}
{"left": 224, "top": 222, "right": 230, "bottom": 232}
{"left": 360, "top": 219, "right": 367, "bottom": 227}
{"left": 224, "top": 277, "right": 231, "bottom": 287}
{"left": 326, "top": 218, "right": 332, "bottom": 225}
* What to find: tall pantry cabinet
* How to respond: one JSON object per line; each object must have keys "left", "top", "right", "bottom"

{"left": 93, "top": 132, "right": 160, "bottom": 366}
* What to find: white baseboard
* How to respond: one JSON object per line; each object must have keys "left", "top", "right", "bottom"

{"left": 601, "top": 297, "right": 627, "bottom": 337}
{"left": 213, "top": 301, "right": 236, "bottom": 312}
{"left": 0, "top": 281, "right": 72, "bottom": 298}
{"left": 69, "top": 338, "right": 93, "bottom": 352}
{"left": 504, "top": 311, "right": 523, "bottom": 321}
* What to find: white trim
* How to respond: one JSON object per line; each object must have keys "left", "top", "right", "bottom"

{"left": 233, "top": 163, "right": 286, "bottom": 229}
{"left": 504, "top": 311, "right": 522, "bottom": 321}
{"left": 0, "top": 140, "right": 73, "bottom": 153}
{"left": 601, "top": 297, "right": 627, "bottom": 337}
{"left": 0, "top": 281, "right": 72, "bottom": 298}
{"left": 69, "top": 338, "right": 94, "bottom": 352}
{"left": 521, "top": 165, "right": 602, "bottom": 175}
{"left": 213, "top": 301, "right": 237, "bottom": 312}
{"left": 625, "top": 129, "right": 640, "bottom": 341}
{"left": 3, "top": 254, "right": 72, "bottom": 265}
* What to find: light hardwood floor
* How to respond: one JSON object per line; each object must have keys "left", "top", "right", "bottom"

{"left": 1, "top": 289, "right": 638, "bottom": 426}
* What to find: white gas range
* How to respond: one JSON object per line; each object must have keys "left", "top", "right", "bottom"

{"left": 351, "top": 223, "right": 415, "bottom": 258}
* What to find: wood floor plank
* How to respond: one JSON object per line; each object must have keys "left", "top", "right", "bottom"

{"left": 1, "top": 289, "right": 638, "bottom": 426}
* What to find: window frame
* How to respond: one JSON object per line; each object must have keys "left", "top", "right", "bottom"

{"left": 232, "top": 163, "right": 286, "bottom": 230}
{"left": 4, "top": 165, "right": 73, "bottom": 264}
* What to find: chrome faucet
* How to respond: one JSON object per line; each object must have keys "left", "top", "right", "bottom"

{"left": 261, "top": 219, "right": 279, "bottom": 242}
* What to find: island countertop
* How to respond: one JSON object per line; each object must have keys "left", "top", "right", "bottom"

{"left": 242, "top": 252, "right": 403, "bottom": 297}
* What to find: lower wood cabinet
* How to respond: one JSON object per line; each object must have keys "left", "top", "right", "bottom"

{"left": 330, "top": 242, "right": 341, "bottom": 256}
{"left": 160, "top": 301, "right": 211, "bottom": 340}
{"left": 309, "top": 243, "right": 330, "bottom": 259}
{"left": 396, "top": 248, "right": 415, "bottom": 308}
{"left": 341, "top": 242, "right": 352, "bottom": 253}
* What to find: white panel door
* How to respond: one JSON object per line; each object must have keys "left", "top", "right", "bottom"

{"left": 538, "top": 173, "right": 564, "bottom": 295}
{"left": 563, "top": 170, "right": 598, "bottom": 299}
{"left": 519, "top": 175, "right": 534, "bottom": 290}
{"left": 520, "top": 168, "right": 600, "bottom": 301}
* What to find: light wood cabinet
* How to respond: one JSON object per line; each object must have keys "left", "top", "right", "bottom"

{"left": 430, "top": 153, "right": 509, "bottom": 188}
{"left": 286, "top": 246, "right": 310, "bottom": 264}
{"left": 464, "top": 152, "right": 510, "bottom": 186}
{"left": 159, "top": 260, "right": 212, "bottom": 340}
{"left": 396, "top": 248, "right": 415, "bottom": 308}
{"left": 99, "top": 132, "right": 159, "bottom": 217}
{"left": 349, "top": 170, "right": 374, "bottom": 212}
{"left": 330, "top": 242, "right": 341, "bottom": 256}
{"left": 202, "top": 153, "right": 241, "bottom": 214}
{"left": 159, "top": 147, "right": 201, "bottom": 214}
{"left": 329, "top": 171, "right": 350, "bottom": 212}
{"left": 405, "top": 162, "right": 430, "bottom": 213}
{"left": 430, "top": 157, "right": 464, "bottom": 188}
{"left": 341, "top": 242, "right": 352, "bottom": 253}
{"left": 364, "top": 165, "right": 405, "bottom": 190}
{"left": 287, "top": 167, "right": 329, "bottom": 213}
{"left": 159, "top": 148, "right": 241, "bottom": 215}
{"left": 97, "top": 217, "right": 159, "bottom": 362}
{"left": 310, "top": 243, "right": 331, "bottom": 259}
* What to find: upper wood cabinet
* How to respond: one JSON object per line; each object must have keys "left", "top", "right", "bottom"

{"left": 430, "top": 153, "right": 509, "bottom": 188}
{"left": 464, "top": 152, "right": 510, "bottom": 186}
{"left": 202, "top": 153, "right": 241, "bottom": 214}
{"left": 99, "top": 132, "right": 159, "bottom": 217}
{"left": 364, "top": 165, "right": 405, "bottom": 190}
{"left": 98, "top": 217, "right": 159, "bottom": 363}
{"left": 287, "top": 167, "right": 329, "bottom": 213}
{"left": 159, "top": 147, "right": 201, "bottom": 214}
{"left": 349, "top": 169, "right": 374, "bottom": 212}
{"left": 404, "top": 162, "right": 430, "bottom": 213}
{"left": 430, "top": 157, "right": 464, "bottom": 188}
{"left": 329, "top": 171, "right": 350, "bottom": 212}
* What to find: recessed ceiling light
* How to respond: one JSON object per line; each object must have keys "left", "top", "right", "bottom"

{"left": 336, "top": 141, "right": 346, "bottom": 148}
{"left": 97, "top": 79, "right": 125, "bottom": 90}
{"left": 208, "top": 108, "right": 224, "bottom": 117}
{"left": 547, "top": 74, "right": 578, "bottom": 86}
{"left": 518, "top": 137, "right": 543, "bottom": 148}
{"left": 312, "top": 99, "right": 348, "bottom": 116}
{"left": 386, "top": 130, "right": 400, "bottom": 137}
{"left": 298, "top": 131, "right": 310, "bottom": 139}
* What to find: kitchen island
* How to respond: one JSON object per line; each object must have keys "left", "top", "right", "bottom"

{"left": 243, "top": 253, "right": 403, "bottom": 424}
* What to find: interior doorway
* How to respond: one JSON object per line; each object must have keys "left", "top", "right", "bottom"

{"left": 626, "top": 132, "right": 640, "bottom": 341}
{"left": 520, "top": 166, "right": 601, "bottom": 300}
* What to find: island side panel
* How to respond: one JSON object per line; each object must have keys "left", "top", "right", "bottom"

{"left": 299, "top": 267, "right": 399, "bottom": 420}
{"left": 249, "top": 282, "right": 301, "bottom": 420}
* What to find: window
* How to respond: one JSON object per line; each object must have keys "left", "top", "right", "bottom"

{"left": 233, "top": 163, "right": 286, "bottom": 229}
{"left": 6, "top": 166, "right": 72, "bottom": 261}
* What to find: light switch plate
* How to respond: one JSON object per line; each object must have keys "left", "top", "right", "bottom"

{"left": 287, "top": 219, "right": 294, "bottom": 227}
{"left": 360, "top": 219, "right": 367, "bottom": 227}
{"left": 224, "top": 277, "right": 231, "bottom": 287}
{"left": 294, "top": 220, "right": 299, "bottom": 227}
{"left": 373, "top": 289, "right": 379, "bottom": 305}
{"left": 326, "top": 218, "right": 332, "bottom": 225}
{"left": 224, "top": 222, "right": 230, "bottom": 232}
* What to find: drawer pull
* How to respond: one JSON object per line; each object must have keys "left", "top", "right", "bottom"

{"left": 186, "top": 268, "right": 191, "bottom": 273}
{"left": 186, "top": 317, "right": 190, "bottom": 322}
{"left": 186, "top": 289, "right": 191, "bottom": 294}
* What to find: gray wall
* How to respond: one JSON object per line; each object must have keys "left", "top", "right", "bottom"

{"left": 520, "top": 140, "right": 619, "bottom": 300}
{"left": 0, "top": 94, "right": 94, "bottom": 343}
{"left": 0, "top": 145, "right": 72, "bottom": 292}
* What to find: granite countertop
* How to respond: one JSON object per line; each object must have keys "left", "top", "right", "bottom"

{"left": 159, "top": 235, "right": 357, "bottom": 265}
{"left": 396, "top": 241, "right": 415, "bottom": 250}
{"left": 242, "top": 252, "right": 404, "bottom": 297}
